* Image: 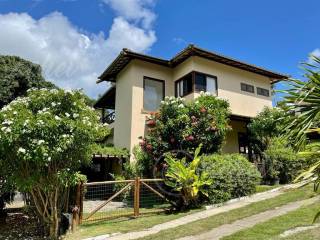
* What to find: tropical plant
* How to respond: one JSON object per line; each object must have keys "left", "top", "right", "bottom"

{"left": 164, "top": 145, "right": 212, "bottom": 208}
{"left": 200, "top": 153, "right": 261, "bottom": 203}
{"left": 282, "top": 55, "right": 320, "bottom": 222}
{"left": 0, "top": 88, "right": 109, "bottom": 238}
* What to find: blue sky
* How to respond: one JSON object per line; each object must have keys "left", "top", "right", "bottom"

{"left": 0, "top": 0, "right": 319, "bottom": 102}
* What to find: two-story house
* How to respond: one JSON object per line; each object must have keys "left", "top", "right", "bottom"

{"left": 94, "top": 45, "right": 288, "bottom": 159}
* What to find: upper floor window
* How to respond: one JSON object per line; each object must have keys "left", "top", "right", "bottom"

{"left": 175, "top": 71, "right": 218, "bottom": 97}
{"left": 175, "top": 72, "right": 193, "bottom": 97}
{"left": 257, "top": 87, "right": 270, "bottom": 97}
{"left": 195, "top": 72, "right": 217, "bottom": 95}
{"left": 241, "top": 83, "right": 254, "bottom": 93}
{"left": 143, "top": 77, "right": 165, "bottom": 111}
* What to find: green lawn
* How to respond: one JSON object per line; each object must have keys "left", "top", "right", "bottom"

{"left": 65, "top": 185, "right": 316, "bottom": 240}
{"left": 222, "top": 202, "right": 320, "bottom": 240}
{"left": 65, "top": 208, "right": 202, "bottom": 240}
{"left": 138, "top": 185, "right": 316, "bottom": 240}
{"left": 255, "top": 184, "right": 280, "bottom": 193}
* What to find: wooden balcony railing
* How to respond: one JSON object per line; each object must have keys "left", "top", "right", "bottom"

{"left": 102, "top": 111, "right": 115, "bottom": 124}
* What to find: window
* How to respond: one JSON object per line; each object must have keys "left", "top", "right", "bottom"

{"left": 176, "top": 71, "right": 218, "bottom": 97}
{"left": 143, "top": 77, "right": 164, "bottom": 111}
{"left": 238, "top": 133, "right": 249, "bottom": 154}
{"left": 257, "top": 87, "right": 270, "bottom": 97}
{"left": 195, "top": 72, "right": 217, "bottom": 95}
{"left": 241, "top": 83, "right": 254, "bottom": 93}
{"left": 175, "top": 73, "right": 193, "bottom": 97}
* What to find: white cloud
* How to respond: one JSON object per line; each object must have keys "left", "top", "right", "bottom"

{"left": 308, "top": 49, "right": 320, "bottom": 64}
{"left": 0, "top": 1, "right": 157, "bottom": 98}
{"left": 102, "top": 0, "right": 156, "bottom": 29}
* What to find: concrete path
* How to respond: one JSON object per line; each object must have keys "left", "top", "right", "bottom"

{"left": 178, "top": 196, "right": 320, "bottom": 240}
{"left": 89, "top": 182, "right": 308, "bottom": 240}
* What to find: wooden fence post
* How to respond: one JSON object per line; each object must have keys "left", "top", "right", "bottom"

{"left": 79, "top": 182, "right": 84, "bottom": 224}
{"left": 134, "top": 177, "right": 140, "bottom": 217}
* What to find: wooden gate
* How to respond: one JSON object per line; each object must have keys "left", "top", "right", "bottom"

{"left": 78, "top": 178, "right": 170, "bottom": 223}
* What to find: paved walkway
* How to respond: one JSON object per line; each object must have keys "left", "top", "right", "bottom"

{"left": 92, "top": 182, "right": 308, "bottom": 240}
{"left": 178, "top": 196, "right": 320, "bottom": 240}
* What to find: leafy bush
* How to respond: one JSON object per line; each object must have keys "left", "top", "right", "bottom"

{"left": 141, "top": 93, "right": 230, "bottom": 162}
{"left": 164, "top": 145, "right": 212, "bottom": 208}
{"left": 200, "top": 154, "right": 261, "bottom": 204}
{"left": 248, "top": 106, "right": 289, "bottom": 155}
{"left": 263, "top": 137, "right": 303, "bottom": 184}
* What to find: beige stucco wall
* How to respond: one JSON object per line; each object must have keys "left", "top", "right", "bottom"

{"left": 113, "top": 64, "right": 134, "bottom": 149}
{"left": 192, "top": 56, "right": 272, "bottom": 118}
{"left": 222, "top": 120, "right": 247, "bottom": 153}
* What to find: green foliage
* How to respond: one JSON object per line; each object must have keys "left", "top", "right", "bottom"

{"left": 0, "top": 55, "right": 55, "bottom": 108}
{"left": 199, "top": 154, "right": 261, "bottom": 204}
{"left": 141, "top": 93, "right": 231, "bottom": 160}
{"left": 131, "top": 145, "right": 154, "bottom": 177}
{"left": 263, "top": 137, "right": 302, "bottom": 184}
{"left": 164, "top": 145, "right": 212, "bottom": 208}
{"left": 248, "top": 107, "right": 289, "bottom": 154}
{"left": 282, "top": 55, "right": 320, "bottom": 222}
{"left": 0, "top": 88, "right": 109, "bottom": 238}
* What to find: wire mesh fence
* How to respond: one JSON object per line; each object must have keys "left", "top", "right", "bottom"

{"left": 80, "top": 178, "right": 170, "bottom": 223}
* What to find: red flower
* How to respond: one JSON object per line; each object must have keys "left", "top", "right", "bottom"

{"left": 185, "top": 135, "right": 194, "bottom": 141}
{"left": 200, "top": 107, "right": 207, "bottom": 113}
{"left": 146, "top": 119, "right": 156, "bottom": 127}
{"left": 146, "top": 144, "right": 153, "bottom": 151}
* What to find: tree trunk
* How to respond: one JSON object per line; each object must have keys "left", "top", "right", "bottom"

{"left": 49, "top": 189, "right": 59, "bottom": 239}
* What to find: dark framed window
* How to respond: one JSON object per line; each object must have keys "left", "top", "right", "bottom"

{"left": 241, "top": 83, "right": 254, "bottom": 93}
{"left": 257, "top": 87, "right": 270, "bottom": 97}
{"left": 175, "top": 72, "right": 193, "bottom": 97}
{"left": 175, "top": 71, "right": 218, "bottom": 97}
{"left": 143, "top": 77, "right": 165, "bottom": 111}
{"left": 238, "top": 132, "right": 249, "bottom": 154}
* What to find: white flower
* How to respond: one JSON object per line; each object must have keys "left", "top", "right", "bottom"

{"left": 160, "top": 100, "right": 165, "bottom": 104}
{"left": 73, "top": 113, "right": 79, "bottom": 118}
{"left": 18, "top": 147, "right": 26, "bottom": 154}
{"left": 1, "top": 127, "right": 6, "bottom": 132}
{"left": 178, "top": 104, "right": 184, "bottom": 108}
{"left": 205, "top": 92, "right": 211, "bottom": 96}
{"left": 37, "top": 140, "right": 45, "bottom": 145}
{"left": 54, "top": 116, "right": 61, "bottom": 121}
{"left": 13, "top": 111, "right": 17, "bottom": 115}
{"left": 65, "top": 113, "right": 70, "bottom": 117}
{"left": 200, "top": 91, "right": 205, "bottom": 96}
{"left": 62, "top": 134, "right": 68, "bottom": 138}
{"left": 51, "top": 102, "right": 56, "bottom": 107}
{"left": 48, "top": 157, "right": 51, "bottom": 162}
{"left": 5, "top": 128, "right": 11, "bottom": 133}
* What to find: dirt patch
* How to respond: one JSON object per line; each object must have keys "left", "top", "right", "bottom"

{"left": 0, "top": 211, "right": 48, "bottom": 240}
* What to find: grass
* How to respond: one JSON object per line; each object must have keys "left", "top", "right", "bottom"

{"left": 222, "top": 202, "right": 320, "bottom": 240}
{"left": 137, "top": 185, "right": 316, "bottom": 240}
{"left": 65, "top": 208, "right": 202, "bottom": 240}
{"left": 255, "top": 184, "right": 280, "bottom": 193}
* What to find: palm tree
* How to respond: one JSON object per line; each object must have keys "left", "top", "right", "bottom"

{"left": 281, "top": 55, "right": 320, "bottom": 222}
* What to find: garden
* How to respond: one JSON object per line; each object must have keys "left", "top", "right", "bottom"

{"left": 1, "top": 55, "right": 320, "bottom": 240}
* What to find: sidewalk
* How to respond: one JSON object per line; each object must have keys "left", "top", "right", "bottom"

{"left": 178, "top": 196, "right": 319, "bottom": 240}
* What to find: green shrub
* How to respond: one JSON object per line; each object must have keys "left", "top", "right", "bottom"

{"left": 141, "top": 93, "right": 231, "bottom": 159}
{"left": 263, "top": 137, "right": 303, "bottom": 184}
{"left": 199, "top": 154, "right": 261, "bottom": 204}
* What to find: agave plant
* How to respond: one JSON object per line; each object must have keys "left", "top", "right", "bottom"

{"left": 164, "top": 144, "right": 212, "bottom": 208}
{"left": 281, "top": 55, "right": 320, "bottom": 222}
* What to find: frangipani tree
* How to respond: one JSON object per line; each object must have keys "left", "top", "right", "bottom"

{"left": 0, "top": 88, "right": 109, "bottom": 238}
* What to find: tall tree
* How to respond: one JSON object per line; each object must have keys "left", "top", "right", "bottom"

{"left": 0, "top": 55, "right": 55, "bottom": 108}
